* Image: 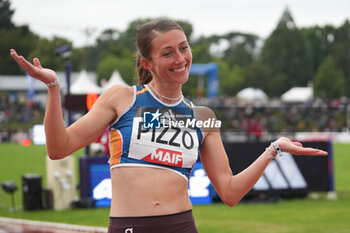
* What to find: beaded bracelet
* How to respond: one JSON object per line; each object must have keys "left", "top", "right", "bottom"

{"left": 46, "top": 79, "right": 59, "bottom": 87}
{"left": 272, "top": 140, "right": 283, "bottom": 157}
{"left": 265, "top": 140, "right": 283, "bottom": 159}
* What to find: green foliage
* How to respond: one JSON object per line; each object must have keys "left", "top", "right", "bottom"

{"left": 224, "top": 43, "right": 252, "bottom": 68}
{"left": 192, "top": 32, "right": 259, "bottom": 69}
{"left": 96, "top": 54, "right": 119, "bottom": 85}
{"left": 28, "top": 37, "right": 72, "bottom": 70}
{"left": 0, "top": 0, "right": 15, "bottom": 30}
{"left": 313, "top": 55, "right": 345, "bottom": 98}
{"left": 243, "top": 62, "right": 271, "bottom": 93}
{"left": 222, "top": 33, "right": 260, "bottom": 68}
{"left": 71, "top": 47, "right": 87, "bottom": 71}
{"left": 331, "top": 20, "right": 350, "bottom": 96}
{"left": 191, "top": 44, "right": 213, "bottom": 63}
{"left": 260, "top": 7, "right": 313, "bottom": 96}
{"left": 217, "top": 61, "right": 245, "bottom": 96}
{"left": 117, "top": 18, "right": 153, "bottom": 52}
{"left": 300, "top": 25, "right": 336, "bottom": 75}
{"left": 0, "top": 27, "right": 39, "bottom": 74}
{"left": 96, "top": 54, "right": 135, "bottom": 86}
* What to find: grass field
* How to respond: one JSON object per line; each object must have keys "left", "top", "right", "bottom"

{"left": 0, "top": 143, "right": 349, "bottom": 233}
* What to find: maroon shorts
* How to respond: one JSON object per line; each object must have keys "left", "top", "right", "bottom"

{"left": 108, "top": 210, "right": 198, "bottom": 233}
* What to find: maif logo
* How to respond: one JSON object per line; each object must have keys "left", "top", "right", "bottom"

{"left": 143, "top": 109, "right": 162, "bottom": 129}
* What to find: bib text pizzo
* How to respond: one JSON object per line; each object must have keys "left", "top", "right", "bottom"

{"left": 136, "top": 118, "right": 221, "bottom": 168}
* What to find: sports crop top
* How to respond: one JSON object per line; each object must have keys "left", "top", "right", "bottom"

{"left": 109, "top": 85, "right": 204, "bottom": 181}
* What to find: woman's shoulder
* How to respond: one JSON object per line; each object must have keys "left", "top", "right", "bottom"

{"left": 192, "top": 105, "right": 216, "bottom": 120}
{"left": 100, "top": 84, "right": 134, "bottom": 101}
{"left": 98, "top": 84, "right": 135, "bottom": 111}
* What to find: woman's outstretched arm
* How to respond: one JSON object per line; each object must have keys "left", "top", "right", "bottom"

{"left": 198, "top": 108, "right": 327, "bottom": 207}
{"left": 10, "top": 49, "right": 123, "bottom": 159}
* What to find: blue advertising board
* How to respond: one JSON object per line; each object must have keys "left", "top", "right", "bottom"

{"left": 90, "top": 164, "right": 111, "bottom": 207}
{"left": 188, "top": 162, "right": 213, "bottom": 204}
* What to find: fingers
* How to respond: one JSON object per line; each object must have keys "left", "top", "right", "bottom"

{"left": 297, "top": 147, "right": 328, "bottom": 156}
{"left": 10, "top": 49, "right": 32, "bottom": 72}
{"left": 289, "top": 145, "right": 328, "bottom": 156}
{"left": 10, "top": 49, "right": 23, "bottom": 65}
{"left": 33, "top": 58, "right": 42, "bottom": 69}
{"left": 10, "top": 49, "right": 58, "bottom": 85}
{"left": 278, "top": 138, "right": 328, "bottom": 156}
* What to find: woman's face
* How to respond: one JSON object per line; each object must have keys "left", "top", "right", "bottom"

{"left": 146, "top": 29, "right": 192, "bottom": 85}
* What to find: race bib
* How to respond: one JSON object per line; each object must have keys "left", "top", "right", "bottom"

{"left": 128, "top": 107, "right": 199, "bottom": 168}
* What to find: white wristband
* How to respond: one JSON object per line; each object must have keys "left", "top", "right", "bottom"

{"left": 46, "top": 79, "right": 59, "bottom": 87}
{"left": 272, "top": 140, "right": 283, "bottom": 157}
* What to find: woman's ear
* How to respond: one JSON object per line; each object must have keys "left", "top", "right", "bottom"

{"left": 140, "top": 58, "right": 152, "bottom": 72}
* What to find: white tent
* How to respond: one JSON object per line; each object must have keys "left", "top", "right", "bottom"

{"left": 236, "top": 87, "right": 267, "bottom": 101}
{"left": 102, "top": 70, "right": 130, "bottom": 91}
{"left": 70, "top": 70, "right": 101, "bottom": 94}
{"left": 281, "top": 87, "right": 313, "bottom": 102}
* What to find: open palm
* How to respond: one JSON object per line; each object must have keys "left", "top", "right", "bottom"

{"left": 277, "top": 137, "right": 328, "bottom": 156}
{"left": 10, "top": 49, "right": 58, "bottom": 85}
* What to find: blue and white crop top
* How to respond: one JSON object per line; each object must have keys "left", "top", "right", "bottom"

{"left": 109, "top": 84, "right": 204, "bottom": 181}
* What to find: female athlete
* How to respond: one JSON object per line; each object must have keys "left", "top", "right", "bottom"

{"left": 10, "top": 18, "right": 327, "bottom": 233}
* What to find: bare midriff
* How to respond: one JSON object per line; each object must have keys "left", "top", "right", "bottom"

{"left": 109, "top": 166, "right": 192, "bottom": 217}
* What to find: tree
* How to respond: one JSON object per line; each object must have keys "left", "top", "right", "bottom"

{"left": 222, "top": 32, "right": 260, "bottom": 68}
{"left": 28, "top": 37, "right": 73, "bottom": 71}
{"left": 96, "top": 54, "right": 134, "bottom": 86}
{"left": 0, "top": 0, "right": 15, "bottom": 30}
{"left": 0, "top": 27, "right": 39, "bottom": 74}
{"left": 84, "top": 28, "right": 121, "bottom": 71}
{"left": 313, "top": 55, "right": 345, "bottom": 99}
{"left": 300, "top": 25, "right": 336, "bottom": 75}
{"left": 191, "top": 43, "right": 213, "bottom": 63}
{"left": 243, "top": 62, "right": 272, "bottom": 94}
{"left": 260, "top": 7, "right": 313, "bottom": 96}
{"left": 117, "top": 18, "right": 153, "bottom": 52}
{"left": 0, "top": 1, "right": 40, "bottom": 74}
{"left": 331, "top": 20, "right": 350, "bottom": 95}
{"left": 220, "top": 64, "right": 245, "bottom": 96}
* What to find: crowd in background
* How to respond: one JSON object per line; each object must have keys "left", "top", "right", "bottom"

{"left": 192, "top": 96, "right": 349, "bottom": 141}
{"left": 0, "top": 92, "right": 45, "bottom": 143}
{"left": 0, "top": 92, "right": 349, "bottom": 143}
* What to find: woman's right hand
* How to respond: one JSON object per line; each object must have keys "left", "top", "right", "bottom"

{"left": 10, "top": 49, "right": 58, "bottom": 85}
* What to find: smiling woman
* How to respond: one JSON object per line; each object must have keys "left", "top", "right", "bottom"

{"left": 10, "top": 18, "right": 327, "bottom": 233}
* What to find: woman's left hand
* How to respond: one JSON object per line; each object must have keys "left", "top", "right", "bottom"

{"left": 277, "top": 137, "right": 328, "bottom": 156}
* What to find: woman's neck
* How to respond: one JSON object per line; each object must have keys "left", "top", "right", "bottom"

{"left": 147, "top": 81, "right": 183, "bottom": 104}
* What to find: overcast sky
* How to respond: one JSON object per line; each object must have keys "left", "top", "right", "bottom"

{"left": 10, "top": 0, "right": 350, "bottom": 47}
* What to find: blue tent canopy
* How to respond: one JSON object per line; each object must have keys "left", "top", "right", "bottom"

{"left": 190, "top": 63, "right": 218, "bottom": 98}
